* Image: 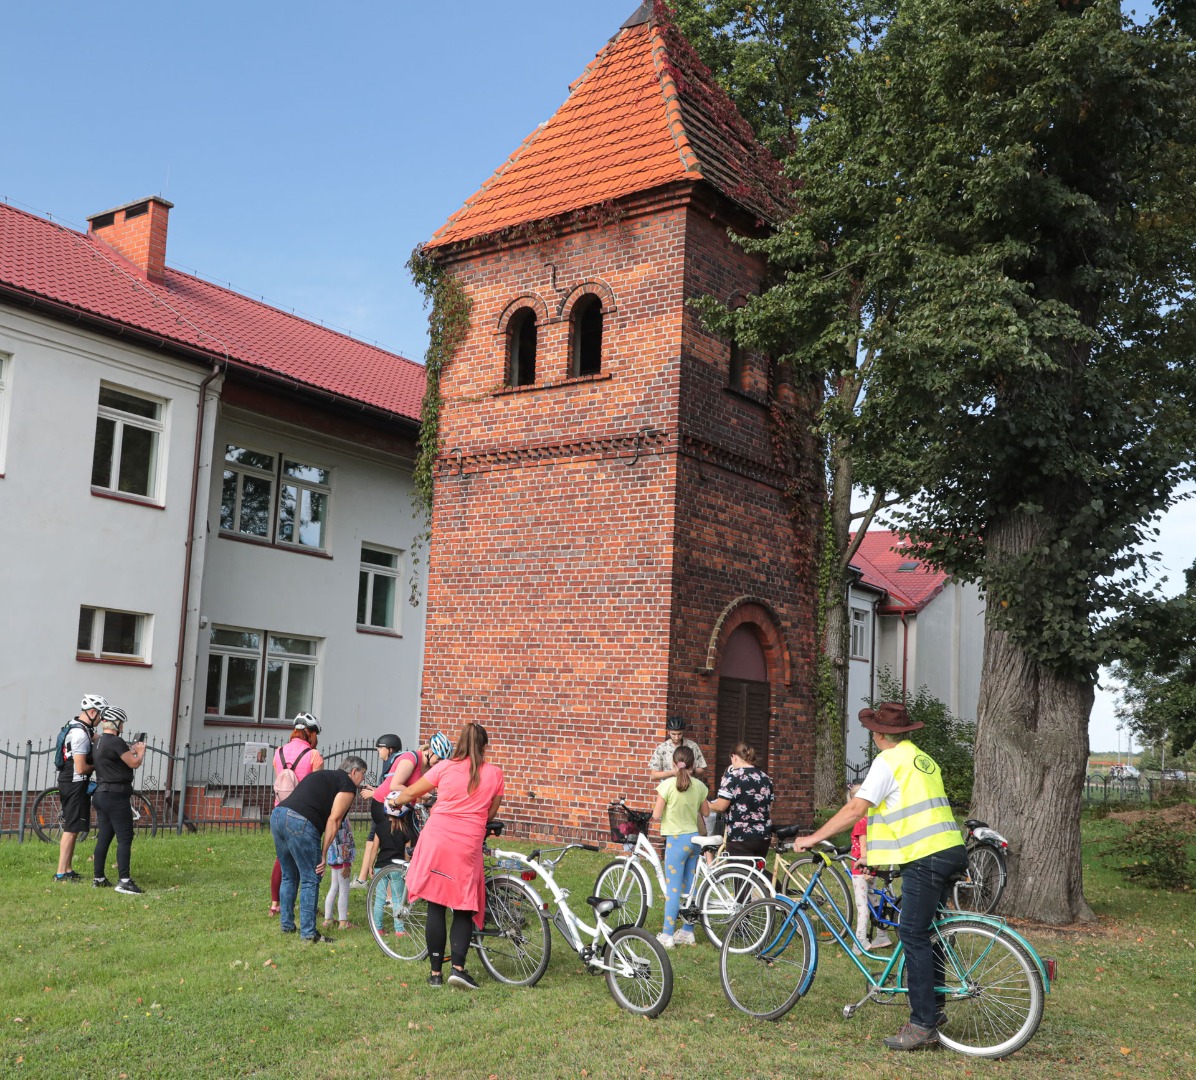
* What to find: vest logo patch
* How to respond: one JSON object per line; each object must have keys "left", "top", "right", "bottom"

{"left": 914, "top": 754, "right": 936, "bottom": 775}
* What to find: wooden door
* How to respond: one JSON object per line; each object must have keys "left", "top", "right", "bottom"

{"left": 715, "top": 676, "right": 771, "bottom": 788}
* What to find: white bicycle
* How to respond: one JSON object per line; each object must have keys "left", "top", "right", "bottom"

{"left": 492, "top": 841, "right": 675, "bottom": 1017}
{"left": 596, "top": 801, "right": 774, "bottom": 944}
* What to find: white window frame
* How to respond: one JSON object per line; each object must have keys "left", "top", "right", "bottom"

{"left": 0, "top": 352, "right": 11, "bottom": 475}
{"left": 77, "top": 605, "right": 153, "bottom": 664}
{"left": 205, "top": 625, "right": 320, "bottom": 724}
{"left": 850, "top": 607, "right": 871, "bottom": 661}
{"left": 357, "top": 543, "right": 402, "bottom": 633}
{"left": 219, "top": 443, "right": 332, "bottom": 552}
{"left": 91, "top": 382, "right": 166, "bottom": 503}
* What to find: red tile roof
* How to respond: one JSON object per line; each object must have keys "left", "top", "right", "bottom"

{"left": 851, "top": 531, "right": 952, "bottom": 612}
{"left": 426, "top": 1, "right": 789, "bottom": 250}
{"left": 0, "top": 201, "right": 424, "bottom": 422}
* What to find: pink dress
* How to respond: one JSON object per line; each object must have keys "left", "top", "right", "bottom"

{"left": 404, "top": 758, "right": 504, "bottom": 928}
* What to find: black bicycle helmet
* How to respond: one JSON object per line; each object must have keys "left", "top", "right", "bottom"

{"left": 666, "top": 715, "right": 686, "bottom": 732}
{"left": 375, "top": 733, "right": 402, "bottom": 752}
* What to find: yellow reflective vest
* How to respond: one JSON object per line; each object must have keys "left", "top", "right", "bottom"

{"left": 865, "top": 741, "right": 964, "bottom": 865}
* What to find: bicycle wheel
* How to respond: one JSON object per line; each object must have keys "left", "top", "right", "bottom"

{"left": 476, "top": 876, "right": 551, "bottom": 986}
{"left": 31, "top": 788, "right": 65, "bottom": 842}
{"left": 719, "top": 897, "right": 815, "bottom": 1020}
{"left": 129, "top": 792, "right": 159, "bottom": 837}
{"left": 367, "top": 863, "right": 428, "bottom": 961}
{"left": 898, "top": 918, "right": 1044, "bottom": 1058}
{"left": 697, "top": 865, "right": 772, "bottom": 948}
{"left": 952, "top": 844, "right": 1007, "bottom": 915}
{"left": 778, "top": 856, "right": 853, "bottom": 938}
{"left": 604, "top": 926, "right": 673, "bottom": 1018}
{"left": 593, "top": 859, "right": 649, "bottom": 929}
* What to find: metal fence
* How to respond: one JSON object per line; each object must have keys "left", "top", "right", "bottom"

{"left": 1082, "top": 772, "right": 1192, "bottom": 806}
{"left": 0, "top": 736, "right": 384, "bottom": 841}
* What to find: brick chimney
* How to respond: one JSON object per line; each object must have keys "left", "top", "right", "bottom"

{"left": 87, "top": 196, "right": 174, "bottom": 284}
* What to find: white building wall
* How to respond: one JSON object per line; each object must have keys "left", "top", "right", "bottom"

{"left": 0, "top": 308, "right": 205, "bottom": 747}
{"left": 845, "top": 586, "right": 881, "bottom": 770}
{"left": 912, "top": 582, "right": 984, "bottom": 721}
{"left": 189, "top": 407, "right": 427, "bottom": 759}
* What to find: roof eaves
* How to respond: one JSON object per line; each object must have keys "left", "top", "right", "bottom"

{"left": 650, "top": 30, "right": 704, "bottom": 179}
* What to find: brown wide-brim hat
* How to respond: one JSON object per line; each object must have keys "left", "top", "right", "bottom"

{"left": 859, "top": 702, "right": 923, "bottom": 734}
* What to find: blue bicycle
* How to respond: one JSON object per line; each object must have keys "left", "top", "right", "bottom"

{"left": 718, "top": 842, "right": 1052, "bottom": 1058}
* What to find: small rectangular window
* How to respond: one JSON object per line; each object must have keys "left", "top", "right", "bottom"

{"left": 357, "top": 544, "right": 401, "bottom": 632}
{"left": 91, "top": 383, "right": 165, "bottom": 501}
{"left": 77, "top": 606, "right": 152, "bottom": 663}
{"left": 850, "top": 608, "right": 871, "bottom": 661}
{"left": 205, "top": 624, "right": 319, "bottom": 723}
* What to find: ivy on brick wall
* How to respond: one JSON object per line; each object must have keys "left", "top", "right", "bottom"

{"left": 406, "top": 245, "right": 472, "bottom": 605}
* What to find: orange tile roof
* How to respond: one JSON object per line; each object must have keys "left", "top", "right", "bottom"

{"left": 426, "top": 1, "right": 789, "bottom": 250}
{"left": 851, "top": 531, "right": 952, "bottom": 612}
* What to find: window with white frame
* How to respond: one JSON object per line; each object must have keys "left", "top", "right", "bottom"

{"left": 850, "top": 607, "right": 871, "bottom": 660}
{"left": 205, "top": 626, "right": 318, "bottom": 723}
{"left": 91, "top": 383, "right": 165, "bottom": 500}
{"left": 0, "top": 352, "right": 10, "bottom": 475}
{"left": 77, "top": 606, "right": 152, "bottom": 663}
{"left": 358, "top": 544, "right": 401, "bottom": 632}
{"left": 220, "top": 444, "right": 331, "bottom": 550}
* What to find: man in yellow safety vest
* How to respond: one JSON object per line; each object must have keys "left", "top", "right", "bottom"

{"left": 792, "top": 702, "right": 967, "bottom": 1051}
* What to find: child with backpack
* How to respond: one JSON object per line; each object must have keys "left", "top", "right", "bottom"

{"left": 322, "top": 817, "right": 357, "bottom": 930}
{"left": 269, "top": 714, "right": 324, "bottom": 916}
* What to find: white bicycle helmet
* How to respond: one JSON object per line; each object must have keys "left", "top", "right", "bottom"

{"left": 429, "top": 732, "right": 452, "bottom": 760}
{"left": 81, "top": 693, "right": 109, "bottom": 713}
{"left": 292, "top": 712, "right": 321, "bottom": 733}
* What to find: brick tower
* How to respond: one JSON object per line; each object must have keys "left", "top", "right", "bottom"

{"left": 418, "top": 1, "right": 820, "bottom": 839}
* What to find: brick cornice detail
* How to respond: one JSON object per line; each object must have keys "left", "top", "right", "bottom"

{"left": 678, "top": 433, "right": 791, "bottom": 489}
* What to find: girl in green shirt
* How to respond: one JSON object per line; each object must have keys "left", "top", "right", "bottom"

{"left": 652, "top": 746, "right": 711, "bottom": 947}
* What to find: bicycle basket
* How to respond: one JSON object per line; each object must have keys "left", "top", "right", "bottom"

{"left": 608, "top": 802, "right": 650, "bottom": 843}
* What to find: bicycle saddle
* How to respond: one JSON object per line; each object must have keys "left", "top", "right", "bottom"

{"left": 964, "top": 818, "right": 988, "bottom": 830}
{"left": 772, "top": 824, "right": 800, "bottom": 840}
{"left": 587, "top": 896, "right": 619, "bottom": 918}
{"left": 486, "top": 819, "right": 505, "bottom": 837}
{"left": 693, "top": 834, "right": 725, "bottom": 849}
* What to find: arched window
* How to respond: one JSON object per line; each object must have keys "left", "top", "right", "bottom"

{"left": 570, "top": 294, "right": 603, "bottom": 377}
{"left": 507, "top": 307, "right": 538, "bottom": 387}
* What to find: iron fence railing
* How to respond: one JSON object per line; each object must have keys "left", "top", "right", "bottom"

{"left": 0, "top": 737, "right": 384, "bottom": 841}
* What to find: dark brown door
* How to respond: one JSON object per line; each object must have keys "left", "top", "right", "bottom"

{"left": 715, "top": 676, "right": 771, "bottom": 787}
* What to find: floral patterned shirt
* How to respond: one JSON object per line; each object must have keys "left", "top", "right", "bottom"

{"left": 717, "top": 766, "right": 774, "bottom": 841}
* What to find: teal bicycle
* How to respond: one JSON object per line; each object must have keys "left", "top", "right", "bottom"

{"left": 718, "top": 842, "right": 1053, "bottom": 1058}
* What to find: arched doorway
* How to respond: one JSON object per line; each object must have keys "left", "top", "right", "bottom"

{"left": 715, "top": 625, "right": 770, "bottom": 784}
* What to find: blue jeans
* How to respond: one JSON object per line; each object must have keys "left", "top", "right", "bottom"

{"left": 897, "top": 844, "right": 969, "bottom": 1029}
{"left": 271, "top": 807, "right": 324, "bottom": 938}
{"left": 662, "top": 832, "right": 700, "bottom": 935}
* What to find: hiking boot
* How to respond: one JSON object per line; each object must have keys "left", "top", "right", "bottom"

{"left": 448, "top": 968, "right": 479, "bottom": 990}
{"left": 673, "top": 928, "right": 696, "bottom": 946}
{"left": 54, "top": 870, "right": 82, "bottom": 883}
{"left": 93, "top": 877, "right": 111, "bottom": 888}
{"left": 656, "top": 932, "right": 675, "bottom": 949}
{"left": 883, "top": 1023, "right": 939, "bottom": 1051}
{"left": 427, "top": 972, "right": 444, "bottom": 988}
{"left": 114, "top": 878, "right": 143, "bottom": 895}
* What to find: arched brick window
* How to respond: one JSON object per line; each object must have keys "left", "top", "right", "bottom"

{"left": 570, "top": 293, "right": 603, "bottom": 377}
{"left": 508, "top": 307, "right": 538, "bottom": 387}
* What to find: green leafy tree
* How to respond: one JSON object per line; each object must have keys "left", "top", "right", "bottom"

{"left": 678, "top": 0, "right": 1196, "bottom": 922}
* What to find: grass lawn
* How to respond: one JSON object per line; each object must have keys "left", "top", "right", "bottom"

{"left": 4, "top": 812, "right": 1194, "bottom": 1079}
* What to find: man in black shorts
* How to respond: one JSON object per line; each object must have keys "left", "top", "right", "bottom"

{"left": 55, "top": 693, "right": 106, "bottom": 882}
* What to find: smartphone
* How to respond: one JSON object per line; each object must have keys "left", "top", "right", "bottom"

{"left": 130, "top": 731, "right": 146, "bottom": 744}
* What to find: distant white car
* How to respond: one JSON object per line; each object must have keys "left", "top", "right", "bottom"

{"left": 1161, "top": 769, "right": 1187, "bottom": 781}
{"left": 1109, "top": 764, "right": 1140, "bottom": 779}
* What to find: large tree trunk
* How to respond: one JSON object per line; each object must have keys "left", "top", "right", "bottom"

{"left": 971, "top": 515, "right": 1096, "bottom": 925}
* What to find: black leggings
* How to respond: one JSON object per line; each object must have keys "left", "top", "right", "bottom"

{"left": 93, "top": 788, "right": 134, "bottom": 880}
{"left": 426, "top": 902, "right": 475, "bottom": 971}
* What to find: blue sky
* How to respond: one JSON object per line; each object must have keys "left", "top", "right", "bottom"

{"left": 6, "top": 0, "right": 1190, "bottom": 751}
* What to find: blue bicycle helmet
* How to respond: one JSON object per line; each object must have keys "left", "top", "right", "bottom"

{"left": 429, "top": 732, "right": 452, "bottom": 760}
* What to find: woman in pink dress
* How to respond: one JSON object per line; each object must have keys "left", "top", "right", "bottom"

{"left": 389, "top": 722, "right": 503, "bottom": 990}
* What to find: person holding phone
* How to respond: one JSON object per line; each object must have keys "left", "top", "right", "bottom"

{"left": 91, "top": 706, "right": 147, "bottom": 894}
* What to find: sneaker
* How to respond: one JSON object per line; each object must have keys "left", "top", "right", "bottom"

{"left": 54, "top": 870, "right": 82, "bottom": 883}
{"left": 304, "top": 930, "right": 335, "bottom": 944}
{"left": 349, "top": 878, "right": 369, "bottom": 890}
{"left": 448, "top": 968, "right": 479, "bottom": 990}
{"left": 673, "top": 928, "right": 696, "bottom": 946}
{"left": 870, "top": 934, "right": 893, "bottom": 949}
{"left": 114, "top": 878, "right": 143, "bottom": 895}
{"left": 427, "top": 972, "right": 443, "bottom": 988}
{"left": 883, "top": 1023, "right": 939, "bottom": 1052}
{"left": 656, "top": 932, "right": 675, "bottom": 949}
{"left": 93, "top": 877, "right": 111, "bottom": 888}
